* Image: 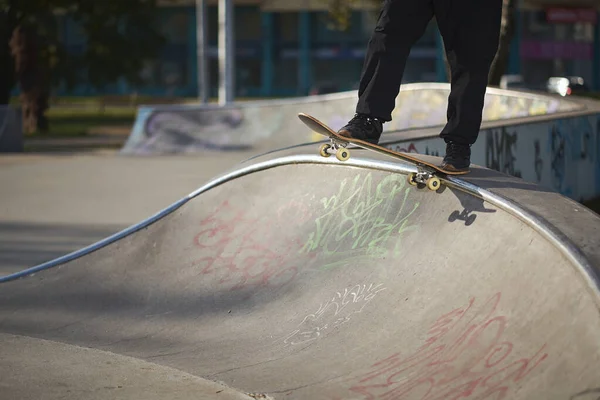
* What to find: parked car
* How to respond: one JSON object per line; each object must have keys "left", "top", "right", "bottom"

{"left": 546, "top": 76, "right": 589, "bottom": 96}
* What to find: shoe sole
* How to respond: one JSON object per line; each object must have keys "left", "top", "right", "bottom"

{"left": 337, "top": 130, "right": 379, "bottom": 145}
{"left": 440, "top": 164, "right": 470, "bottom": 173}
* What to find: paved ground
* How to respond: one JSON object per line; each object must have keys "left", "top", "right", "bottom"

{"left": 1, "top": 146, "right": 599, "bottom": 399}
{"left": 0, "top": 150, "right": 255, "bottom": 274}
{"left": 1, "top": 333, "right": 257, "bottom": 400}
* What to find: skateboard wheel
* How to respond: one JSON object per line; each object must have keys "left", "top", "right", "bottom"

{"left": 336, "top": 148, "right": 350, "bottom": 161}
{"left": 319, "top": 143, "right": 331, "bottom": 157}
{"left": 426, "top": 177, "right": 441, "bottom": 191}
{"left": 407, "top": 173, "right": 418, "bottom": 186}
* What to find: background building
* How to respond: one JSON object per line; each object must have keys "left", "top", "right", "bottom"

{"left": 54, "top": 0, "right": 600, "bottom": 98}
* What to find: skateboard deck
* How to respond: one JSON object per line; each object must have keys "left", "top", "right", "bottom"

{"left": 298, "top": 112, "right": 470, "bottom": 191}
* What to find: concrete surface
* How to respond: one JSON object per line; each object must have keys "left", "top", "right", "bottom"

{"left": 0, "top": 333, "right": 258, "bottom": 400}
{"left": 0, "top": 150, "right": 255, "bottom": 274}
{"left": 0, "top": 105, "right": 23, "bottom": 153}
{"left": 1, "top": 144, "right": 599, "bottom": 399}
{"left": 120, "top": 83, "right": 600, "bottom": 203}
{"left": 120, "top": 83, "right": 577, "bottom": 155}
{"left": 381, "top": 103, "right": 600, "bottom": 203}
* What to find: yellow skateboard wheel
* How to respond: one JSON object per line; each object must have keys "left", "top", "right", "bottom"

{"left": 336, "top": 148, "right": 350, "bottom": 161}
{"left": 427, "top": 176, "right": 441, "bottom": 191}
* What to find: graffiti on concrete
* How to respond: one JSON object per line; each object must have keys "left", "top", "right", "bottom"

{"left": 385, "top": 113, "right": 600, "bottom": 202}
{"left": 191, "top": 200, "right": 309, "bottom": 291}
{"left": 279, "top": 282, "right": 387, "bottom": 347}
{"left": 424, "top": 146, "right": 440, "bottom": 157}
{"left": 485, "top": 127, "right": 522, "bottom": 178}
{"left": 582, "top": 132, "right": 592, "bottom": 161}
{"left": 301, "top": 173, "right": 420, "bottom": 270}
{"left": 335, "top": 292, "right": 549, "bottom": 399}
{"left": 191, "top": 172, "right": 421, "bottom": 290}
{"left": 534, "top": 139, "right": 544, "bottom": 182}
{"left": 550, "top": 124, "right": 566, "bottom": 191}
{"left": 142, "top": 109, "right": 252, "bottom": 151}
{"left": 549, "top": 123, "right": 572, "bottom": 197}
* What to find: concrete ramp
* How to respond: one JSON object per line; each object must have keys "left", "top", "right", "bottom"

{"left": 120, "top": 83, "right": 580, "bottom": 155}
{"left": 2, "top": 146, "right": 600, "bottom": 399}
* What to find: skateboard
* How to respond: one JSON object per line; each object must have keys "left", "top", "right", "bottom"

{"left": 298, "top": 112, "right": 469, "bottom": 191}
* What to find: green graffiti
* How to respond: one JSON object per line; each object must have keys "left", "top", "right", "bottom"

{"left": 302, "top": 173, "right": 420, "bottom": 268}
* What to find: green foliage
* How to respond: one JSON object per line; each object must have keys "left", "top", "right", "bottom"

{"left": 326, "top": 0, "right": 356, "bottom": 31}
{"left": 2, "top": 0, "right": 167, "bottom": 94}
{"left": 326, "top": 0, "right": 379, "bottom": 31}
{"left": 62, "top": 0, "right": 167, "bottom": 89}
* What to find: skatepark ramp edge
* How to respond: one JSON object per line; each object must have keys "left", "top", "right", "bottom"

{"left": 119, "top": 82, "right": 584, "bottom": 155}
{"left": 3, "top": 143, "right": 600, "bottom": 398}
{"left": 2, "top": 149, "right": 599, "bottom": 298}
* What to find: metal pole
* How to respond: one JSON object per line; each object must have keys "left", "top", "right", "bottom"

{"left": 218, "top": 0, "right": 234, "bottom": 105}
{"left": 196, "top": 0, "right": 209, "bottom": 103}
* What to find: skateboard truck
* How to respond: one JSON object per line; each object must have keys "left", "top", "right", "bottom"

{"left": 298, "top": 112, "right": 464, "bottom": 193}
{"left": 407, "top": 170, "right": 441, "bottom": 192}
{"left": 319, "top": 141, "right": 350, "bottom": 162}
{"left": 320, "top": 139, "right": 441, "bottom": 191}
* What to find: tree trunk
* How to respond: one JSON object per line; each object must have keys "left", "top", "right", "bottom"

{"left": 488, "top": 0, "right": 516, "bottom": 86}
{"left": 10, "top": 25, "right": 49, "bottom": 134}
{"left": 0, "top": 6, "right": 17, "bottom": 105}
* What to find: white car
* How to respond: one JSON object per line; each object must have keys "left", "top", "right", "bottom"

{"left": 546, "top": 76, "right": 588, "bottom": 96}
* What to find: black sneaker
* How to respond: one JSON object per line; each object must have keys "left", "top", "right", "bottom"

{"left": 337, "top": 113, "right": 383, "bottom": 144}
{"left": 441, "top": 142, "right": 471, "bottom": 172}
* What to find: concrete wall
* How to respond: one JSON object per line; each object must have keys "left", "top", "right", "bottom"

{"left": 386, "top": 113, "right": 600, "bottom": 202}
{"left": 0, "top": 106, "right": 23, "bottom": 153}
{"left": 120, "top": 83, "right": 576, "bottom": 155}
{"left": 120, "top": 82, "right": 600, "bottom": 202}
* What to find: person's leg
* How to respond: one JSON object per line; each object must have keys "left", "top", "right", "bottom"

{"left": 435, "top": 0, "right": 502, "bottom": 171}
{"left": 338, "top": 0, "right": 434, "bottom": 144}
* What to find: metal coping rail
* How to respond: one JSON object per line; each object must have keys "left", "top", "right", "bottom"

{"left": 2, "top": 154, "right": 599, "bottom": 305}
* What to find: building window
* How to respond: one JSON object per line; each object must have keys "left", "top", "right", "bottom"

{"left": 162, "top": 10, "right": 189, "bottom": 44}
{"left": 274, "top": 12, "right": 299, "bottom": 43}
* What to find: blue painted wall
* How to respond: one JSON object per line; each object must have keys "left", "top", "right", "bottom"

{"left": 17, "top": 5, "right": 559, "bottom": 98}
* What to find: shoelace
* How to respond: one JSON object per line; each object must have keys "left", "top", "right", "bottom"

{"left": 447, "top": 143, "right": 470, "bottom": 156}
{"left": 351, "top": 114, "right": 380, "bottom": 128}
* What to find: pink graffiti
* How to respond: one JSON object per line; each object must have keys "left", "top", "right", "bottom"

{"left": 396, "top": 143, "right": 418, "bottom": 153}
{"left": 192, "top": 200, "right": 311, "bottom": 291}
{"left": 333, "top": 292, "right": 549, "bottom": 399}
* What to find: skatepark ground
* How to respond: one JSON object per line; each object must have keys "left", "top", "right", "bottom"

{"left": 3, "top": 144, "right": 600, "bottom": 275}
{"left": 2, "top": 140, "right": 600, "bottom": 399}
{"left": 0, "top": 150, "right": 256, "bottom": 275}
{"left": 3, "top": 85, "right": 600, "bottom": 399}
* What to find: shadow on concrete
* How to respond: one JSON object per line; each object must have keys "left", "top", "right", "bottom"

{"left": 0, "top": 222, "right": 126, "bottom": 275}
{"left": 463, "top": 166, "right": 557, "bottom": 194}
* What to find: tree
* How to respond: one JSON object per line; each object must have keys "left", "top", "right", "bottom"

{"left": 0, "top": 0, "right": 168, "bottom": 133}
{"left": 10, "top": 25, "right": 50, "bottom": 133}
{"left": 326, "top": 0, "right": 517, "bottom": 86}
{"left": 0, "top": 1, "right": 17, "bottom": 106}
{"left": 488, "top": 0, "right": 517, "bottom": 86}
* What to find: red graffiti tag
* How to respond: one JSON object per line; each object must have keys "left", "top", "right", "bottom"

{"left": 396, "top": 143, "right": 418, "bottom": 153}
{"left": 334, "top": 293, "right": 548, "bottom": 399}
{"left": 192, "top": 200, "right": 311, "bottom": 291}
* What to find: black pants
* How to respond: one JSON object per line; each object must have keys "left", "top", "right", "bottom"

{"left": 356, "top": 0, "right": 502, "bottom": 145}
